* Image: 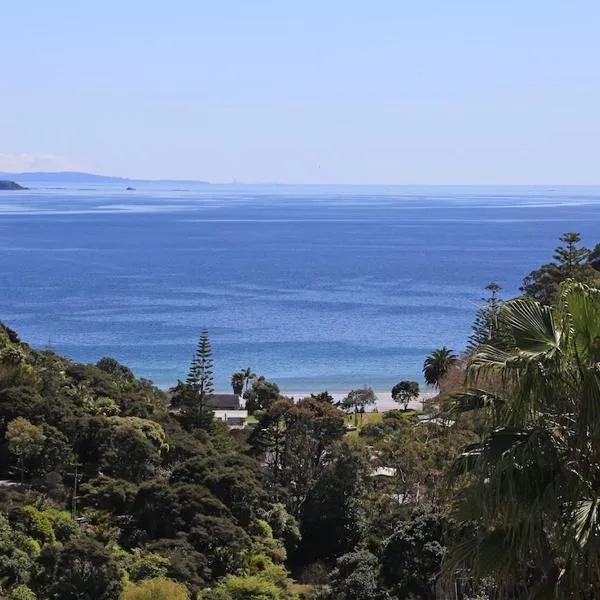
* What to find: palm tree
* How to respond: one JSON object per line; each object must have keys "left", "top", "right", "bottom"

{"left": 444, "top": 283, "right": 600, "bottom": 597}
{"left": 242, "top": 367, "right": 256, "bottom": 391}
{"left": 422, "top": 347, "right": 457, "bottom": 388}
{"left": 230, "top": 372, "right": 245, "bottom": 395}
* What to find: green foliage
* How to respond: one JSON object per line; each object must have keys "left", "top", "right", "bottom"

{"left": 19, "top": 506, "right": 56, "bottom": 545}
{"left": 0, "top": 514, "right": 40, "bottom": 589}
{"left": 264, "top": 503, "right": 301, "bottom": 555}
{"left": 202, "top": 556, "right": 296, "bottom": 600}
{"left": 467, "top": 282, "right": 512, "bottom": 352}
{"left": 126, "top": 549, "right": 170, "bottom": 582}
{"left": 358, "top": 411, "right": 415, "bottom": 439}
{"left": 42, "top": 508, "right": 76, "bottom": 542}
{"left": 120, "top": 577, "right": 189, "bottom": 600}
{"left": 0, "top": 326, "right": 289, "bottom": 597}
{"left": 249, "top": 397, "right": 345, "bottom": 515}
{"left": 80, "top": 476, "right": 138, "bottom": 514}
{"left": 6, "top": 418, "right": 46, "bottom": 482}
{"left": 310, "top": 391, "right": 335, "bottom": 404}
{"left": 0, "top": 346, "right": 27, "bottom": 366}
{"left": 0, "top": 312, "right": 522, "bottom": 598}
{"left": 0, "top": 321, "right": 21, "bottom": 344}
{"left": 447, "top": 283, "right": 600, "bottom": 596}
{"left": 43, "top": 534, "right": 124, "bottom": 600}
{"left": 96, "top": 356, "right": 135, "bottom": 382}
{"left": 35, "top": 424, "right": 74, "bottom": 476}
{"left": 75, "top": 416, "right": 165, "bottom": 482}
{"left": 297, "top": 439, "right": 371, "bottom": 562}
{"left": 380, "top": 506, "right": 446, "bottom": 599}
{"left": 382, "top": 408, "right": 411, "bottom": 420}
{"left": 7, "top": 584, "right": 37, "bottom": 600}
{"left": 391, "top": 380, "right": 419, "bottom": 410}
{"left": 243, "top": 376, "right": 280, "bottom": 415}
{"left": 521, "top": 232, "right": 600, "bottom": 305}
{"left": 147, "top": 538, "right": 209, "bottom": 590}
{"left": 170, "top": 452, "right": 267, "bottom": 525}
{"left": 203, "top": 574, "right": 281, "bottom": 600}
{"left": 327, "top": 551, "right": 385, "bottom": 600}
{"left": 340, "top": 387, "right": 376, "bottom": 426}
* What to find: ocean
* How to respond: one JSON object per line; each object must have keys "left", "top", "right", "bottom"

{"left": 1, "top": 183, "right": 599, "bottom": 391}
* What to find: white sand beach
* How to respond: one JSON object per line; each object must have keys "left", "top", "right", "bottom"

{"left": 279, "top": 390, "right": 436, "bottom": 412}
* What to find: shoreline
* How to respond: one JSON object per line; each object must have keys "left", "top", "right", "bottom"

{"left": 214, "top": 389, "right": 436, "bottom": 412}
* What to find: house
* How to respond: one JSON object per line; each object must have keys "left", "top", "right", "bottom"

{"left": 208, "top": 394, "right": 248, "bottom": 428}
{"left": 208, "top": 394, "right": 242, "bottom": 410}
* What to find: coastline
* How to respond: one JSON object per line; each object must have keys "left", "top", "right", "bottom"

{"left": 213, "top": 389, "right": 436, "bottom": 412}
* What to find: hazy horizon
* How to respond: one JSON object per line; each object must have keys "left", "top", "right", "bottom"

{"left": 3, "top": 170, "right": 600, "bottom": 187}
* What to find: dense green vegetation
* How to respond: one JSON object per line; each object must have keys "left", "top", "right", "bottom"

{"left": 0, "top": 232, "right": 598, "bottom": 599}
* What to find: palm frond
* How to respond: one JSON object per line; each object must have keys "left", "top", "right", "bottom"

{"left": 503, "top": 298, "right": 560, "bottom": 357}
{"left": 572, "top": 498, "right": 600, "bottom": 548}
{"left": 445, "top": 388, "right": 505, "bottom": 415}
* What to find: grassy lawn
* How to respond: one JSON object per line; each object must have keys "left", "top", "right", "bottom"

{"left": 344, "top": 411, "right": 384, "bottom": 427}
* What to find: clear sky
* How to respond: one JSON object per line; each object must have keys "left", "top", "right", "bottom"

{"left": 1, "top": 1, "right": 598, "bottom": 183}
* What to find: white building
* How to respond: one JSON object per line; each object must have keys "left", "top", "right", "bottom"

{"left": 209, "top": 394, "right": 248, "bottom": 428}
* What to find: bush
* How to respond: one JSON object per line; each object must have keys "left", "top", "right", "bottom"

{"left": 8, "top": 585, "right": 37, "bottom": 600}
{"left": 382, "top": 409, "right": 404, "bottom": 419}
{"left": 358, "top": 423, "right": 387, "bottom": 439}
{"left": 382, "top": 408, "right": 415, "bottom": 419}
{"left": 203, "top": 575, "right": 280, "bottom": 600}
{"left": 20, "top": 506, "right": 55, "bottom": 545}
{"left": 43, "top": 508, "right": 76, "bottom": 542}
{"left": 121, "top": 578, "right": 189, "bottom": 600}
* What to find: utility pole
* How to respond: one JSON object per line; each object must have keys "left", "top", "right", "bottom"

{"left": 66, "top": 462, "right": 83, "bottom": 519}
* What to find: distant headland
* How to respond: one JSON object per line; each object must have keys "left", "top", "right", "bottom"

{"left": 0, "top": 171, "right": 210, "bottom": 185}
{"left": 0, "top": 180, "right": 27, "bottom": 190}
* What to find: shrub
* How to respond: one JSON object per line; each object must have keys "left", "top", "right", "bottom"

{"left": 120, "top": 577, "right": 189, "bottom": 600}
{"left": 8, "top": 585, "right": 37, "bottom": 600}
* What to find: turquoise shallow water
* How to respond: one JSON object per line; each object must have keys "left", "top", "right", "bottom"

{"left": 1, "top": 183, "right": 599, "bottom": 390}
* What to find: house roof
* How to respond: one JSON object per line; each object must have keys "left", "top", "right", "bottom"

{"left": 208, "top": 394, "right": 240, "bottom": 409}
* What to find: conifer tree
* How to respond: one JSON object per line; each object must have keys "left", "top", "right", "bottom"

{"left": 520, "top": 232, "right": 600, "bottom": 304}
{"left": 552, "top": 232, "right": 589, "bottom": 278}
{"left": 468, "top": 282, "right": 511, "bottom": 352}
{"left": 181, "top": 331, "right": 214, "bottom": 430}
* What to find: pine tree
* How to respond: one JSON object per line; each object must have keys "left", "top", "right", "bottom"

{"left": 181, "top": 331, "right": 214, "bottom": 430}
{"left": 521, "top": 232, "right": 600, "bottom": 304}
{"left": 468, "top": 283, "right": 511, "bottom": 352}
{"left": 553, "top": 232, "right": 589, "bottom": 278}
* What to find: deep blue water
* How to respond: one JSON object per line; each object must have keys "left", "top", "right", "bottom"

{"left": 1, "top": 183, "right": 599, "bottom": 391}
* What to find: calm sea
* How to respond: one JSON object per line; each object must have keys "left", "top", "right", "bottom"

{"left": 1, "top": 183, "right": 599, "bottom": 391}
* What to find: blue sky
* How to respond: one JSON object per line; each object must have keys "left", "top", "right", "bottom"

{"left": 1, "top": 1, "right": 598, "bottom": 183}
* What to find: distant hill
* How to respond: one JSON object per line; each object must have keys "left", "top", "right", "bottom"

{"left": 0, "top": 180, "right": 27, "bottom": 190}
{"left": 0, "top": 171, "right": 210, "bottom": 185}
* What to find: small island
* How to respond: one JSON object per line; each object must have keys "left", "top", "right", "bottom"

{"left": 0, "top": 180, "right": 27, "bottom": 190}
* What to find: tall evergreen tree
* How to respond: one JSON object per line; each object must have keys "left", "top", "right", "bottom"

{"left": 181, "top": 331, "right": 214, "bottom": 430}
{"left": 467, "top": 282, "right": 511, "bottom": 352}
{"left": 521, "top": 232, "right": 600, "bottom": 304}
{"left": 553, "top": 232, "right": 589, "bottom": 278}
